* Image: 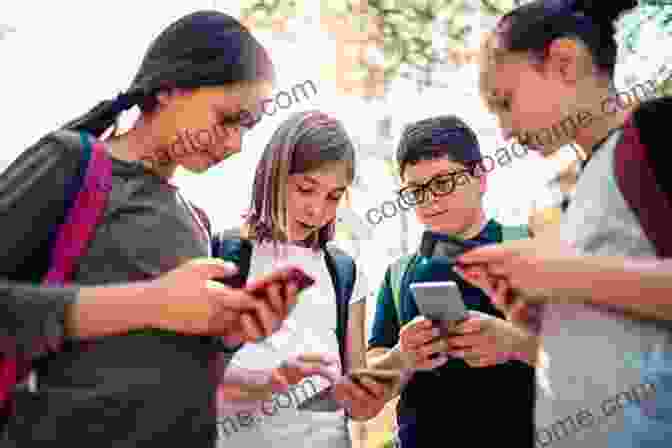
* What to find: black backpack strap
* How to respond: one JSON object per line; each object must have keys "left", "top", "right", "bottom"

{"left": 616, "top": 99, "right": 672, "bottom": 257}
{"left": 323, "top": 245, "right": 356, "bottom": 374}
{"left": 211, "top": 227, "right": 252, "bottom": 288}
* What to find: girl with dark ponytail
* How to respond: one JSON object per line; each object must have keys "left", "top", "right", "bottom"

{"left": 465, "top": 1, "right": 672, "bottom": 447}
{"left": 0, "top": 10, "right": 301, "bottom": 447}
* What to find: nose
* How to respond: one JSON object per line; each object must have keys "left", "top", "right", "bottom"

{"left": 304, "top": 201, "right": 324, "bottom": 221}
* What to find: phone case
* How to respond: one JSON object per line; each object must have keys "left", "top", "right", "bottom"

{"left": 286, "top": 267, "right": 316, "bottom": 291}
{"left": 410, "top": 281, "right": 468, "bottom": 323}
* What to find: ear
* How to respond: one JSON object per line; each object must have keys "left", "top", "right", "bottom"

{"left": 545, "top": 38, "right": 580, "bottom": 84}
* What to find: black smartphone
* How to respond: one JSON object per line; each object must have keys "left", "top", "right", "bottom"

{"left": 419, "top": 230, "right": 479, "bottom": 262}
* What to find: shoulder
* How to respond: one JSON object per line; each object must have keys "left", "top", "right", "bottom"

{"left": 9, "top": 131, "right": 83, "bottom": 176}
{"left": 0, "top": 131, "right": 84, "bottom": 198}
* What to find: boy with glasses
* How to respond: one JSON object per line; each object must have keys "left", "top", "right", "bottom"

{"left": 367, "top": 116, "right": 539, "bottom": 448}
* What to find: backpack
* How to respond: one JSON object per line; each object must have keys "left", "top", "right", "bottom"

{"left": 388, "top": 224, "right": 530, "bottom": 324}
{"left": 211, "top": 229, "right": 357, "bottom": 374}
{"left": 614, "top": 100, "right": 672, "bottom": 257}
{"left": 0, "top": 130, "right": 112, "bottom": 420}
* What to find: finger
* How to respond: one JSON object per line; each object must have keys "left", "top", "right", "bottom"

{"left": 185, "top": 258, "right": 239, "bottom": 279}
{"left": 418, "top": 338, "right": 449, "bottom": 359}
{"left": 492, "top": 278, "right": 513, "bottom": 309}
{"left": 452, "top": 317, "right": 483, "bottom": 335}
{"left": 297, "top": 353, "right": 337, "bottom": 365}
{"left": 254, "top": 300, "right": 276, "bottom": 338}
{"left": 283, "top": 281, "right": 299, "bottom": 317}
{"left": 456, "top": 241, "right": 525, "bottom": 265}
{"left": 341, "top": 380, "right": 369, "bottom": 402}
{"left": 445, "top": 334, "right": 479, "bottom": 350}
{"left": 263, "top": 283, "right": 284, "bottom": 316}
{"left": 245, "top": 265, "right": 298, "bottom": 292}
{"left": 403, "top": 327, "right": 440, "bottom": 349}
{"left": 241, "top": 312, "right": 264, "bottom": 341}
{"left": 352, "top": 375, "right": 386, "bottom": 398}
{"left": 416, "top": 354, "right": 450, "bottom": 370}
{"left": 208, "top": 288, "right": 264, "bottom": 313}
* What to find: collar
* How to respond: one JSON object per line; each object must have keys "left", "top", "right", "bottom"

{"left": 419, "top": 219, "right": 499, "bottom": 257}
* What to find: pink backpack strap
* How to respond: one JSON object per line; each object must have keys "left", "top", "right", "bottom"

{"left": 615, "top": 114, "right": 672, "bottom": 257}
{"left": 43, "top": 132, "right": 112, "bottom": 286}
{"left": 0, "top": 131, "right": 112, "bottom": 419}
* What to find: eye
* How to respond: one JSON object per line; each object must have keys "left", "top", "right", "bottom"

{"left": 297, "top": 185, "right": 313, "bottom": 194}
{"left": 327, "top": 192, "right": 344, "bottom": 201}
{"left": 217, "top": 112, "right": 244, "bottom": 127}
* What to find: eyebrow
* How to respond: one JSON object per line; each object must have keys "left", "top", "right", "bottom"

{"left": 302, "top": 175, "right": 347, "bottom": 192}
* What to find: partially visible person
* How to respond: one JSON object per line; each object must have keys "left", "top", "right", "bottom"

{"left": 528, "top": 157, "right": 580, "bottom": 237}
{"left": 0, "top": 10, "right": 300, "bottom": 447}
{"left": 366, "top": 115, "right": 538, "bottom": 448}
{"left": 212, "top": 110, "right": 387, "bottom": 448}
{"left": 472, "top": 0, "right": 671, "bottom": 445}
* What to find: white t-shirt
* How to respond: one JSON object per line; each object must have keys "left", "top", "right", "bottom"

{"left": 216, "top": 241, "right": 369, "bottom": 448}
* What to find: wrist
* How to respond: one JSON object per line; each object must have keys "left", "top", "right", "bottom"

{"left": 511, "top": 332, "right": 540, "bottom": 366}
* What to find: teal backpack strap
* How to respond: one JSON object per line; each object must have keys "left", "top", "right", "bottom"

{"left": 389, "top": 253, "right": 418, "bottom": 325}
{"left": 324, "top": 245, "right": 356, "bottom": 374}
{"left": 500, "top": 224, "right": 531, "bottom": 241}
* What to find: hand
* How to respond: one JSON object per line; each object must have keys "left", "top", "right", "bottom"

{"left": 398, "top": 316, "right": 450, "bottom": 371}
{"left": 146, "top": 258, "right": 298, "bottom": 343}
{"left": 454, "top": 237, "right": 578, "bottom": 331}
{"left": 332, "top": 374, "right": 388, "bottom": 421}
{"left": 455, "top": 236, "right": 579, "bottom": 296}
{"left": 272, "top": 353, "right": 341, "bottom": 387}
{"left": 445, "top": 311, "right": 533, "bottom": 367}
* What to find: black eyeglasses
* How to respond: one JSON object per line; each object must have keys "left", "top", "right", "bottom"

{"left": 398, "top": 169, "right": 474, "bottom": 206}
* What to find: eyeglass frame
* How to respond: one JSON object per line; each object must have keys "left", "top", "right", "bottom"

{"left": 397, "top": 164, "right": 479, "bottom": 207}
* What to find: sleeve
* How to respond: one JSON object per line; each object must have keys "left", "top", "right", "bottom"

{"left": 0, "top": 135, "right": 81, "bottom": 279}
{"left": 0, "top": 281, "right": 79, "bottom": 357}
{"left": 0, "top": 136, "right": 82, "bottom": 357}
{"left": 348, "top": 262, "right": 370, "bottom": 305}
{"left": 367, "top": 268, "right": 401, "bottom": 350}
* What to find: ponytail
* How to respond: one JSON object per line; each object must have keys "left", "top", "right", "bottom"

{"left": 60, "top": 90, "right": 146, "bottom": 138}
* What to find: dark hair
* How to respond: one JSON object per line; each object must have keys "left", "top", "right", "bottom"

{"left": 61, "top": 11, "right": 275, "bottom": 137}
{"left": 495, "top": 0, "right": 637, "bottom": 78}
{"left": 396, "top": 115, "right": 482, "bottom": 179}
{"left": 245, "top": 110, "right": 356, "bottom": 250}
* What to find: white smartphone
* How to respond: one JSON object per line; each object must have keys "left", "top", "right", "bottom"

{"left": 410, "top": 281, "right": 468, "bottom": 324}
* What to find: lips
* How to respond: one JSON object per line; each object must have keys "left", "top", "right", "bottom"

{"left": 297, "top": 220, "right": 318, "bottom": 230}
{"left": 425, "top": 209, "right": 450, "bottom": 218}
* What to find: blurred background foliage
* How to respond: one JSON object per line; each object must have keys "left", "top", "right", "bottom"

{"left": 239, "top": 0, "right": 514, "bottom": 80}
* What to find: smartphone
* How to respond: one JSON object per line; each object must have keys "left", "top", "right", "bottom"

{"left": 241, "top": 266, "right": 315, "bottom": 294}
{"left": 286, "top": 266, "right": 316, "bottom": 291}
{"left": 348, "top": 368, "right": 401, "bottom": 386}
{"left": 410, "top": 281, "right": 468, "bottom": 324}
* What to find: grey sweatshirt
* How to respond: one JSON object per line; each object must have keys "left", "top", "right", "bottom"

{"left": 0, "top": 134, "right": 229, "bottom": 447}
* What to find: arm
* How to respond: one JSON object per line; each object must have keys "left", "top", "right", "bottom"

{"left": 365, "top": 270, "right": 406, "bottom": 399}
{"left": 544, "top": 256, "right": 672, "bottom": 321}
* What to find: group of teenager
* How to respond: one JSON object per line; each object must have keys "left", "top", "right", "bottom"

{"left": 1, "top": 1, "right": 671, "bottom": 447}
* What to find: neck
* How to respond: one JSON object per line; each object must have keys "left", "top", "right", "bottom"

{"left": 105, "top": 120, "right": 178, "bottom": 179}
{"left": 573, "top": 88, "right": 630, "bottom": 159}
{"left": 434, "top": 209, "right": 488, "bottom": 240}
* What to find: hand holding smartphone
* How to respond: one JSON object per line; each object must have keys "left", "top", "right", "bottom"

{"left": 347, "top": 368, "right": 401, "bottom": 387}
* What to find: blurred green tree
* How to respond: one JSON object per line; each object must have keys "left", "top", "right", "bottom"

{"left": 239, "top": 0, "right": 514, "bottom": 80}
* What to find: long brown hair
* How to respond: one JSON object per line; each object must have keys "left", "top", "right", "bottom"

{"left": 244, "top": 110, "right": 355, "bottom": 250}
